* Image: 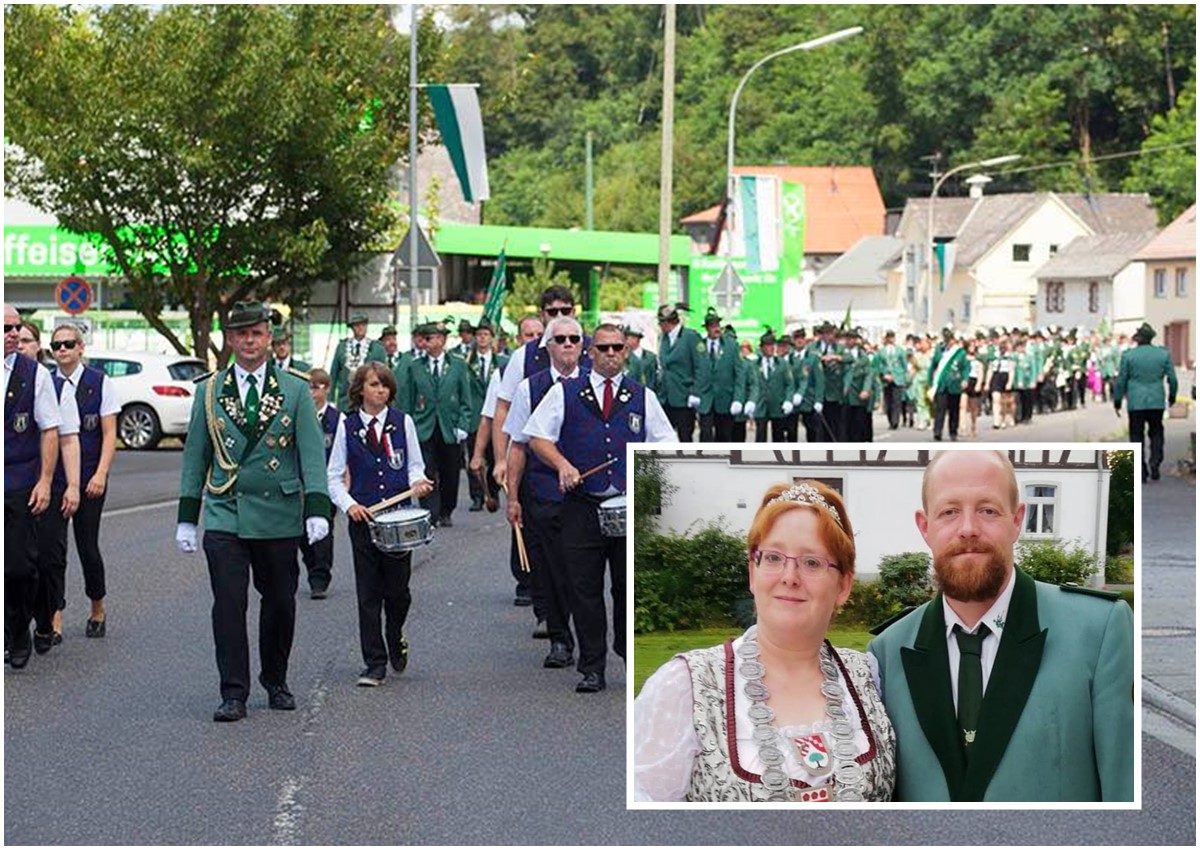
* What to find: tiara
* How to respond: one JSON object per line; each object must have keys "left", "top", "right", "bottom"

{"left": 768, "top": 482, "right": 844, "bottom": 529}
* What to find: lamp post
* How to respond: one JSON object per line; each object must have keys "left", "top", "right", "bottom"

{"left": 924, "top": 153, "right": 1020, "bottom": 333}
{"left": 724, "top": 26, "right": 863, "bottom": 239}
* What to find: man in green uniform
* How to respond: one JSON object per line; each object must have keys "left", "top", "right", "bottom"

{"left": 1114, "top": 322, "right": 1178, "bottom": 483}
{"left": 329, "top": 311, "right": 387, "bottom": 411}
{"left": 270, "top": 328, "right": 310, "bottom": 374}
{"left": 656, "top": 303, "right": 707, "bottom": 442}
{"left": 464, "top": 318, "right": 508, "bottom": 511}
{"left": 752, "top": 328, "right": 794, "bottom": 442}
{"left": 452, "top": 318, "right": 475, "bottom": 359}
{"left": 842, "top": 328, "right": 878, "bottom": 442}
{"left": 696, "top": 308, "right": 747, "bottom": 442}
{"left": 814, "top": 322, "right": 846, "bottom": 441}
{"left": 875, "top": 330, "right": 907, "bottom": 430}
{"left": 379, "top": 325, "right": 403, "bottom": 371}
{"left": 731, "top": 327, "right": 759, "bottom": 442}
{"left": 176, "top": 301, "right": 331, "bottom": 722}
{"left": 929, "top": 327, "right": 970, "bottom": 442}
{"left": 622, "top": 326, "right": 658, "bottom": 393}
{"left": 790, "top": 326, "right": 826, "bottom": 442}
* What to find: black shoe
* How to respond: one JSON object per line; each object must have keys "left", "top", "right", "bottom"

{"left": 439, "top": 515, "right": 454, "bottom": 528}
{"left": 213, "top": 698, "right": 247, "bottom": 722}
{"left": 356, "top": 668, "right": 386, "bottom": 687}
{"left": 933, "top": 434, "right": 942, "bottom": 441}
{"left": 576, "top": 671, "right": 606, "bottom": 693}
{"left": 259, "top": 675, "right": 296, "bottom": 710}
{"left": 543, "top": 642, "right": 573, "bottom": 669}
{"left": 33, "top": 630, "right": 54, "bottom": 655}
{"left": 9, "top": 627, "right": 32, "bottom": 669}
{"left": 468, "top": 498, "right": 484, "bottom": 512}
{"left": 513, "top": 588, "right": 533, "bottom": 607}
{"left": 310, "top": 585, "right": 329, "bottom": 600}
{"left": 389, "top": 635, "right": 409, "bottom": 673}
{"left": 1150, "top": 465, "right": 1161, "bottom": 481}
{"left": 85, "top": 618, "right": 106, "bottom": 638}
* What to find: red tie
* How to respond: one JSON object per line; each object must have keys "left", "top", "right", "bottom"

{"left": 602, "top": 378, "right": 613, "bottom": 420}
{"left": 367, "top": 416, "right": 380, "bottom": 452}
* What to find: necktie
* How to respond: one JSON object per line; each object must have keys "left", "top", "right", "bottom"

{"left": 431, "top": 358, "right": 440, "bottom": 381}
{"left": 710, "top": 340, "right": 718, "bottom": 361}
{"left": 244, "top": 373, "right": 259, "bottom": 423}
{"left": 367, "top": 416, "right": 380, "bottom": 452}
{"left": 602, "top": 378, "right": 613, "bottom": 420}
{"left": 353, "top": 341, "right": 361, "bottom": 358}
{"left": 954, "top": 624, "right": 989, "bottom": 755}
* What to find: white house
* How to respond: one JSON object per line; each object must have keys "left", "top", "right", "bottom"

{"left": 642, "top": 447, "right": 1111, "bottom": 582}
{"left": 1033, "top": 231, "right": 1158, "bottom": 331}
{"left": 808, "top": 235, "right": 907, "bottom": 338}
{"left": 1131, "top": 204, "right": 1195, "bottom": 367}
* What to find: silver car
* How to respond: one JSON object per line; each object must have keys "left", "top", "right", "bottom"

{"left": 86, "top": 351, "right": 208, "bottom": 449}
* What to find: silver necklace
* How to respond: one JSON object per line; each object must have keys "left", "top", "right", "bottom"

{"left": 737, "top": 625, "right": 866, "bottom": 802}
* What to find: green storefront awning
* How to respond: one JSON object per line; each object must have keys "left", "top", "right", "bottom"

{"left": 433, "top": 222, "right": 693, "bottom": 267}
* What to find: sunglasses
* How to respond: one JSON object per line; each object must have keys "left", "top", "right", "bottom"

{"left": 544, "top": 306, "right": 574, "bottom": 317}
{"left": 594, "top": 343, "right": 625, "bottom": 353}
{"left": 50, "top": 340, "right": 79, "bottom": 351}
{"left": 551, "top": 334, "right": 582, "bottom": 345}
{"left": 4, "top": 323, "right": 22, "bottom": 333}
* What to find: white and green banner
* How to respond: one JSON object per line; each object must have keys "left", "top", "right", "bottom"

{"left": 736, "top": 174, "right": 780, "bottom": 273}
{"left": 427, "top": 84, "right": 490, "bottom": 204}
{"left": 779, "top": 180, "right": 806, "bottom": 282}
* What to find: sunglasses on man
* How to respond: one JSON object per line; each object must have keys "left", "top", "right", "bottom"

{"left": 544, "top": 306, "right": 574, "bottom": 317}
{"left": 551, "top": 334, "right": 582, "bottom": 345}
{"left": 4, "top": 323, "right": 22, "bottom": 333}
{"left": 50, "top": 340, "right": 79, "bottom": 351}
{"left": 593, "top": 343, "right": 625, "bottom": 353}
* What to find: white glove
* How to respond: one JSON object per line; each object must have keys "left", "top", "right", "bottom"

{"left": 729, "top": 401, "right": 743, "bottom": 417}
{"left": 744, "top": 401, "right": 757, "bottom": 417}
{"left": 454, "top": 428, "right": 469, "bottom": 443}
{"left": 306, "top": 516, "right": 329, "bottom": 545}
{"left": 782, "top": 401, "right": 794, "bottom": 415}
{"left": 687, "top": 394, "right": 700, "bottom": 409}
{"left": 814, "top": 401, "right": 824, "bottom": 414}
{"left": 176, "top": 522, "right": 198, "bottom": 553}
{"left": 793, "top": 393, "right": 803, "bottom": 406}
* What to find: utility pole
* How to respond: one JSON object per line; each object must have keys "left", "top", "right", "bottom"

{"left": 585, "top": 130, "right": 595, "bottom": 231}
{"left": 656, "top": 3, "right": 676, "bottom": 306}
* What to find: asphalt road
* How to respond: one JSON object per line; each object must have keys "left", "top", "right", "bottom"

{"left": 4, "top": 440, "right": 1195, "bottom": 845}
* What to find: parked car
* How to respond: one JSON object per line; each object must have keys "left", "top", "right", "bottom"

{"left": 85, "top": 351, "right": 208, "bottom": 449}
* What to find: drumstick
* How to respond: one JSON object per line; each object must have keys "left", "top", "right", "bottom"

{"left": 366, "top": 486, "right": 418, "bottom": 516}
{"left": 501, "top": 482, "right": 531, "bottom": 573}
{"left": 578, "top": 457, "right": 619, "bottom": 481}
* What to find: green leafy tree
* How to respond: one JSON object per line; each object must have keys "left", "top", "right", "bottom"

{"left": 1105, "top": 449, "right": 1136, "bottom": 555}
{"left": 1123, "top": 76, "right": 1196, "bottom": 224}
{"left": 505, "top": 255, "right": 578, "bottom": 323}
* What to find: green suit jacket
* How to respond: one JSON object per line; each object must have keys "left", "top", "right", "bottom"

{"left": 929, "top": 343, "right": 970, "bottom": 394}
{"left": 791, "top": 347, "right": 825, "bottom": 413}
{"left": 657, "top": 326, "right": 706, "bottom": 408}
{"left": 1114, "top": 343, "right": 1177, "bottom": 411}
{"left": 464, "top": 350, "right": 508, "bottom": 431}
{"left": 867, "top": 569, "right": 1134, "bottom": 802}
{"left": 178, "top": 364, "right": 331, "bottom": 538}
{"left": 843, "top": 349, "right": 879, "bottom": 408}
{"left": 752, "top": 356, "right": 794, "bottom": 419}
{"left": 329, "top": 336, "right": 388, "bottom": 409}
{"left": 624, "top": 349, "right": 659, "bottom": 393}
{"left": 401, "top": 354, "right": 473, "bottom": 443}
{"left": 874, "top": 344, "right": 908, "bottom": 387}
{"left": 696, "top": 333, "right": 744, "bottom": 415}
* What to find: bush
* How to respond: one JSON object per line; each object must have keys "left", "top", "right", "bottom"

{"left": 835, "top": 578, "right": 896, "bottom": 629}
{"left": 1016, "top": 538, "right": 1098, "bottom": 586}
{"left": 633, "top": 520, "right": 748, "bottom": 633}
{"left": 876, "top": 552, "right": 934, "bottom": 609}
{"left": 1105, "top": 555, "right": 1134, "bottom": 585}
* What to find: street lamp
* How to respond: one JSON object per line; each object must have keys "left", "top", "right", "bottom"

{"left": 924, "top": 154, "right": 1021, "bottom": 333}
{"left": 724, "top": 26, "right": 863, "bottom": 230}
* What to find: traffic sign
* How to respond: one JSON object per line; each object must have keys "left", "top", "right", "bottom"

{"left": 55, "top": 275, "right": 93, "bottom": 315}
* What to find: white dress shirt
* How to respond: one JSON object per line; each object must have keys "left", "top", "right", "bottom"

{"left": 5, "top": 353, "right": 65, "bottom": 433}
{"left": 523, "top": 371, "right": 676, "bottom": 445}
{"left": 233, "top": 362, "right": 268, "bottom": 407}
{"left": 666, "top": 326, "right": 681, "bottom": 348}
{"left": 503, "top": 365, "right": 580, "bottom": 444}
{"left": 943, "top": 566, "right": 1016, "bottom": 711}
{"left": 326, "top": 409, "right": 429, "bottom": 514}
{"left": 480, "top": 370, "right": 502, "bottom": 420}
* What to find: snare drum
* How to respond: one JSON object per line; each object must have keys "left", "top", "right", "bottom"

{"left": 369, "top": 508, "right": 434, "bottom": 552}
{"left": 597, "top": 495, "right": 627, "bottom": 538}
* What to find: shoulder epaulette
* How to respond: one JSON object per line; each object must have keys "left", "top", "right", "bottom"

{"left": 1059, "top": 584, "right": 1122, "bottom": 601}
{"left": 286, "top": 367, "right": 312, "bottom": 382}
{"left": 192, "top": 371, "right": 215, "bottom": 385}
{"left": 869, "top": 606, "right": 917, "bottom": 636}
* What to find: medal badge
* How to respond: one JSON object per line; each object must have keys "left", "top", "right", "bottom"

{"left": 266, "top": 457, "right": 280, "bottom": 472}
{"left": 323, "top": 433, "right": 334, "bottom": 449}
{"left": 795, "top": 786, "right": 831, "bottom": 803}
{"left": 266, "top": 435, "right": 277, "bottom": 448}
{"left": 279, "top": 434, "right": 289, "bottom": 447}
{"left": 280, "top": 414, "right": 292, "bottom": 428}
{"left": 13, "top": 412, "right": 28, "bottom": 433}
{"left": 628, "top": 412, "right": 642, "bottom": 434}
{"left": 385, "top": 434, "right": 404, "bottom": 470}
{"left": 792, "top": 732, "right": 833, "bottom": 778}
{"left": 417, "top": 395, "right": 426, "bottom": 411}
{"left": 83, "top": 413, "right": 99, "bottom": 431}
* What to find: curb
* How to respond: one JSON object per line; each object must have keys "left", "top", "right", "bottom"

{"left": 1143, "top": 676, "right": 1196, "bottom": 729}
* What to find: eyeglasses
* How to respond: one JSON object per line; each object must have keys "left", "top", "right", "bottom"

{"left": 544, "top": 306, "right": 574, "bottom": 317}
{"left": 551, "top": 334, "right": 582, "bottom": 345}
{"left": 594, "top": 343, "right": 625, "bottom": 353}
{"left": 4, "top": 324, "right": 22, "bottom": 333}
{"left": 50, "top": 340, "right": 79, "bottom": 351}
{"left": 752, "top": 549, "right": 838, "bottom": 576}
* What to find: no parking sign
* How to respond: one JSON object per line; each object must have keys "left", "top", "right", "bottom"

{"left": 55, "top": 275, "right": 93, "bottom": 315}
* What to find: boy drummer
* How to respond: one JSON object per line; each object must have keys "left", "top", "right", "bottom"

{"left": 326, "top": 363, "right": 432, "bottom": 686}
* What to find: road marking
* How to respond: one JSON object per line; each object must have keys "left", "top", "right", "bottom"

{"left": 103, "top": 499, "right": 177, "bottom": 518}
{"left": 271, "top": 776, "right": 305, "bottom": 846}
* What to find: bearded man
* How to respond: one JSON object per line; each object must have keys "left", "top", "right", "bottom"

{"left": 867, "top": 450, "right": 1133, "bottom": 802}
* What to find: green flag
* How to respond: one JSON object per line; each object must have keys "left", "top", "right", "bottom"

{"left": 840, "top": 300, "right": 853, "bottom": 332}
{"left": 483, "top": 249, "right": 507, "bottom": 325}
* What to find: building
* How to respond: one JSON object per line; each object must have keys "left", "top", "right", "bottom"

{"left": 1033, "top": 230, "right": 1158, "bottom": 332}
{"left": 808, "top": 235, "right": 906, "bottom": 337}
{"left": 1131, "top": 204, "right": 1195, "bottom": 367}
{"left": 643, "top": 448, "right": 1111, "bottom": 581}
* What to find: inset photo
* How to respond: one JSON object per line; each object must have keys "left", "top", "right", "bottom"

{"left": 629, "top": 445, "right": 1139, "bottom": 807}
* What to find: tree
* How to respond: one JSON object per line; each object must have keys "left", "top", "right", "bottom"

{"left": 505, "top": 256, "right": 578, "bottom": 323}
{"left": 4, "top": 4, "right": 438, "bottom": 364}
{"left": 1105, "top": 449, "right": 1136, "bottom": 555}
{"left": 1123, "top": 76, "right": 1196, "bottom": 224}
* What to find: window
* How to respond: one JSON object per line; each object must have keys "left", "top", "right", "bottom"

{"left": 1154, "top": 268, "right": 1167, "bottom": 298}
{"left": 1176, "top": 267, "right": 1188, "bottom": 297}
{"left": 168, "top": 361, "right": 208, "bottom": 381}
{"left": 1012, "top": 244, "right": 1032, "bottom": 262}
{"left": 1023, "top": 483, "right": 1058, "bottom": 537}
{"left": 1049, "top": 244, "right": 1059, "bottom": 256}
{"left": 962, "top": 294, "right": 972, "bottom": 321}
{"left": 1088, "top": 282, "right": 1099, "bottom": 313}
{"left": 89, "top": 358, "right": 142, "bottom": 377}
{"left": 1045, "top": 282, "right": 1065, "bottom": 313}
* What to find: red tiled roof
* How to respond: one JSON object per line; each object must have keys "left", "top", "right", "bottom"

{"left": 680, "top": 166, "right": 886, "bottom": 254}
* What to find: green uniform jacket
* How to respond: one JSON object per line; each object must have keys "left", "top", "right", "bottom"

{"left": 464, "top": 350, "right": 509, "bottom": 432}
{"left": 867, "top": 570, "right": 1133, "bottom": 802}
{"left": 657, "top": 326, "right": 707, "bottom": 408}
{"left": 752, "top": 356, "right": 794, "bottom": 420}
{"left": 874, "top": 344, "right": 908, "bottom": 387}
{"left": 929, "top": 343, "right": 970, "bottom": 394}
{"left": 1114, "top": 343, "right": 1177, "bottom": 411}
{"left": 812, "top": 341, "right": 846, "bottom": 403}
{"left": 791, "top": 347, "right": 825, "bottom": 413}
{"left": 178, "top": 364, "right": 331, "bottom": 537}
{"left": 400, "top": 355, "right": 473, "bottom": 443}
{"left": 329, "top": 337, "right": 388, "bottom": 409}
{"left": 843, "top": 349, "right": 879, "bottom": 408}
{"left": 273, "top": 357, "right": 311, "bottom": 374}
{"left": 696, "top": 333, "right": 744, "bottom": 415}
{"left": 624, "top": 349, "right": 659, "bottom": 393}
{"left": 735, "top": 358, "right": 761, "bottom": 422}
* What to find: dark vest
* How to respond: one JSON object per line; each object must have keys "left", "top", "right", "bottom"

{"left": 524, "top": 369, "right": 567, "bottom": 504}
{"left": 320, "top": 405, "right": 342, "bottom": 462}
{"left": 557, "top": 375, "right": 646, "bottom": 496}
{"left": 53, "top": 366, "right": 105, "bottom": 489}
{"left": 346, "top": 408, "right": 411, "bottom": 507}
{"left": 5, "top": 354, "right": 42, "bottom": 493}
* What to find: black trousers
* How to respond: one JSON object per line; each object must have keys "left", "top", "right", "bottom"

{"left": 202, "top": 531, "right": 300, "bottom": 702}
{"left": 883, "top": 383, "right": 903, "bottom": 429}
{"left": 933, "top": 391, "right": 962, "bottom": 440}
{"left": 33, "top": 492, "right": 68, "bottom": 634}
{"left": 347, "top": 520, "right": 412, "bottom": 673}
{"left": 698, "top": 411, "right": 734, "bottom": 442}
{"left": 299, "top": 514, "right": 335, "bottom": 591}
{"left": 561, "top": 494, "right": 625, "bottom": 675}
{"left": 781, "top": 411, "right": 799, "bottom": 442}
{"left": 801, "top": 411, "right": 822, "bottom": 443}
{"left": 5, "top": 488, "right": 38, "bottom": 648}
{"left": 731, "top": 419, "right": 748, "bottom": 442}
{"left": 754, "top": 418, "right": 788, "bottom": 442}
{"left": 1129, "top": 409, "right": 1165, "bottom": 477}
{"left": 665, "top": 406, "right": 695, "bottom": 442}
{"left": 509, "top": 526, "right": 529, "bottom": 595}
{"left": 524, "top": 493, "right": 575, "bottom": 649}
{"left": 822, "top": 402, "right": 846, "bottom": 441}
{"left": 420, "top": 430, "right": 462, "bottom": 521}
{"left": 846, "top": 405, "right": 873, "bottom": 442}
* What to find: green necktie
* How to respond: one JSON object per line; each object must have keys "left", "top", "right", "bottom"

{"left": 244, "top": 373, "right": 260, "bottom": 423}
{"left": 954, "top": 624, "right": 989, "bottom": 756}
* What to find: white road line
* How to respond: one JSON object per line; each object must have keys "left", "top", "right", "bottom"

{"left": 102, "top": 499, "right": 178, "bottom": 518}
{"left": 271, "top": 776, "right": 305, "bottom": 846}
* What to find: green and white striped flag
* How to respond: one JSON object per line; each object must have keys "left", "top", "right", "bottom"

{"left": 482, "top": 249, "right": 507, "bottom": 326}
{"left": 427, "top": 84, "right": 490, "bottom": 203}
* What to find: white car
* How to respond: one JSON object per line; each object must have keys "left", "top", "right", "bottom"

{"left": 85, "top": 351, "right": 208, "bottom": 449}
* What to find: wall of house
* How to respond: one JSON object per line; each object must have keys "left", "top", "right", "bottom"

{"left": 1111, "top": 261, "right": 1150, "bottom": 336}
{"left": 1143, "top": 258, "right": 1195, "bottom": 366}
{"left": 1035, "top": 276, "right": 1114, "bottom": 331}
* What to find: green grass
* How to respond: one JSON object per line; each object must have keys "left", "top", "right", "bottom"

{"left": 632, "top": 626, "right": 874, "bottom": 695}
